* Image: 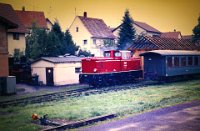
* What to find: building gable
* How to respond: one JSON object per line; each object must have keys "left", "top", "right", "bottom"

{"left": 69, "top": 16, "right": 92, "bottom": 48}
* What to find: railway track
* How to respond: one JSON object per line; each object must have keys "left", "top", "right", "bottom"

{"left": 0, "top": 80, "right": 159, "bottom": 107}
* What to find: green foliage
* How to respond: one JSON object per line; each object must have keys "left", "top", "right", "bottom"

{"left": 26, "top": 25, "right": 47, "bottom": 59}
{"left": 26, "top": 22, "right": 79, "bottom": 60}
{"left": 0, "top": 80, "right": 200, "bottom": 130}
{"left": 13, "top": 49, "right": 24, "bottom": 63}
{"left": 192, "top": 15, "right": 200, "bottom": 42}
{"left": 118, "top": 9, "right": 135, "bottom": 50}
{"left": 78, "top": 49, "right": 92, "bottom": 57}
{"left": 63, "top": 30, "right": 79, "bottom": 55}
{"left": 44, "top": 31, "right": 61, "bottom": 57}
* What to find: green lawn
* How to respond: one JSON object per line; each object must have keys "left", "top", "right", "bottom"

{"left": 0, "top": 80, "right": 200, "bottom": 131}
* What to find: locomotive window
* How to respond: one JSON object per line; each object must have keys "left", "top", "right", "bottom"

{"left": 167, "top": 57, "right": 173, "bottom": 67}
{"left": 104, "top": 52, "right": 111, "bottom": 57}
{"left": 174, "top": 57, "right": 179, "bottom": 67}
{"left": 194, "top": 56, "right": 198, "bottom": 66}
{"left": 114, "top": 52, "right": 121, "bottom": 57}
{"left": 181, "top": 57, "right": 186, "bottom": 66}
{"left": 188, "top": 56, "right": 193, "bottom": 66}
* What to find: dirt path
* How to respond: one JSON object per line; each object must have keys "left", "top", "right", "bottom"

{"left": 79, "top": 100, "right": 200, "bottom": 131}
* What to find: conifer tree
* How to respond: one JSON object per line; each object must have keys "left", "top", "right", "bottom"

{"left": 63, "top": 30, "right": 78, "bottom": 55}
{"left": 192, "top": 15, "right": 200, "bottom": 42}
{"left": 118, "top": 10, "right": 135, "bottom": 49}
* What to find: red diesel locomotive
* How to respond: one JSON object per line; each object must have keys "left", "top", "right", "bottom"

{"left": 79, "top": 50, "right": 143, "bottom": 86}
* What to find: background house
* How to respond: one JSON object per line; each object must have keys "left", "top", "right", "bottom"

{"left": 31, "top": 56, "right": 81, "bottom": 86}
{"left": 7, "top": 17, "right": 27, "bottom": 56}
{"left": 15, "top": 8, "right": 48, "bottom": 32}
{"left": 112, "top": 21, "right": 161, "bottom": 39}
{"left": 161, "top": 30, "right": 182, "bottom": 39}
{"left": 6, "top": 7, "right": 51, "bottom": 56}
{"left": 46, "top": 18, "right": 53, "bottom": 31}
{"left": 69, "top": 12, "right": 115, "bottom": 56}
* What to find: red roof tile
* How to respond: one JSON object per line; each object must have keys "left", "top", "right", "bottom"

{"left": 15, "top": 10, "right": 47, "bottom": 29}
{"left": 161, "top": 31, "right": 182, "bottom": 39}
{"left": 182, "top": 35, "right": 192, "bottom": 40}
{"left": 128, "top": 36, "right": 200, "bottom": 51}
{"left": 78, "top": 16, "right": 115, "bottom": 39}
{"left": 0, "top": 3, "right": 18, "bottom": 28}
{"left": 134, "top": 21, "right": 161, "bottom": 33}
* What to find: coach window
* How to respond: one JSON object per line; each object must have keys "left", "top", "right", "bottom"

{"left": 181, "top": 57, "right": 186, "bottom": 66}
{"left": 188, "top": 56, "right": 193, "bottom": 66}
{"left": 194, "top": 56, "right": 198, "bottom": 66}
{"left": 174, "top": 57, "right": 179, "bottom": 67}
{"left": 167, "top": 57, "right": 173, "bottom": 68}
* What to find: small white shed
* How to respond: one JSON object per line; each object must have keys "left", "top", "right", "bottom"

{"left": 31, "top": 56, "right": 81, "bottom": 86}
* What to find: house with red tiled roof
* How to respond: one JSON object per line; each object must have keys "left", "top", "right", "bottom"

{"left": 15, "top": 8, "right": 48, "bottom": 30}
{"left": 112, "top": 21, "right": 161, "bottom": 39}
{"left": 6, "top": 7, "right": 52, "bottom": 56}
{"left": 69, "top": 12, "right": 116, "bottom": 56}
{"left": 0, "top": 4, "right": 27, "bottom": 56}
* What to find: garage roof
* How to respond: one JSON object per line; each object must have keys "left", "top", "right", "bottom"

{"left": 33, "top": 56, "right": 81, "bottom": 64}
{"left": 140, "top": 50, "right": 200, "bottom": 56}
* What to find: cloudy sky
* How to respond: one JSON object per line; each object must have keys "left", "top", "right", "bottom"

{"left": 1, "top": 0, "right": 200, "bottom": 35}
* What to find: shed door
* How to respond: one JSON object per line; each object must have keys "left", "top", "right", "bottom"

{"left": 46, "top": 68, "right": 54, "bottom": 86}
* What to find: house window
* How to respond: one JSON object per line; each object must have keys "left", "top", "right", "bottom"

{"left": 93, "top": 39, "right": 96, "bottom": 44}
{"left": 13, "top": 33, "right": 19, "bottom": 40}
{"left": 188, "top": 56, "right": 193, "bottom": 66}
{"left": 83, "top": 40, "right": 87, "bottom": 45}
{"left": 167, "top": 57, "right": 172, "bottom": 67}
{"left": 194, "top": 56, "right": 199, "bottom": 66}
{"left": 75, "top": 67, "right": 81, "bottom": 73}
{"left": 174, "top": 57, "right": 179, "bottom": 67}
{"left": 181, "top": 57, "right": 186, "bottom": 66}
{"left": 76, "top": 27, "right": 79, "bottom": 32}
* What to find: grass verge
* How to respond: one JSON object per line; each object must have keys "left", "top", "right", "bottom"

{"left": 0, "top": 79, "right": 200, "bottom": 130}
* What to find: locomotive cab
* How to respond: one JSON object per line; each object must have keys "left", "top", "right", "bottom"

{"left": 104, "top": 50, "right": 131, "bottom": 60}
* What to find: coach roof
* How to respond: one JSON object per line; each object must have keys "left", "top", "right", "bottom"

{"left": 140, "top": 50, "right": 200, "bottom": 56}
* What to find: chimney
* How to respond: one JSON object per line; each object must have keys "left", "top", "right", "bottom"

{"left": 22, "top": 6, "right": 25, "bottom": 11}
{"left": 83, "top": 12, "right": 87, "bottom": 18}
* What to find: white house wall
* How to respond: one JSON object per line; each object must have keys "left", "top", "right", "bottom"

{"left": 31, "top": 60, "right": 55, "bottom": 85}
{"left": 54, "top": 62, "right": 81, "bottom": 85}
{"left": 69, "top": 17, "right": 92, "bottom": 51}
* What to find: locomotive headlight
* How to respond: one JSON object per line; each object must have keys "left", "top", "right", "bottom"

{"left": 93, "top": 68, "right": 97, "bottom": 72}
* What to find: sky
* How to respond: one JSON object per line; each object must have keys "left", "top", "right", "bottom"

{"left": 0, "top": 0, "right": 200, "bottom": 35}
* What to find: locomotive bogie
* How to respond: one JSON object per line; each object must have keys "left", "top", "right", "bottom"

{"left": 79, "top": 70, "right": 143, "bottom": 87}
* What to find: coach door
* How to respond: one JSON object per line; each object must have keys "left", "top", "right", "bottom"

{"left": 46, "top": 68, "right": 54, "bottom": 86}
